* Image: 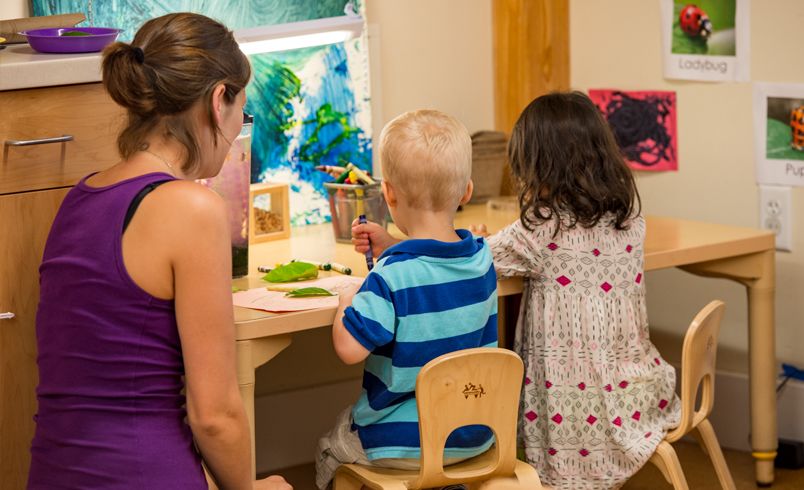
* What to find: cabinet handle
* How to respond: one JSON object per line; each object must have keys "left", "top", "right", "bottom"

{"left": 4, "top": 135, "right": 74, "bottom": 147}
{"left": 0, "top": 312, "right": 15, "bottom": 320}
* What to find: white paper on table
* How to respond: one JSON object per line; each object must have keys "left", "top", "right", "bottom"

{"left": 233, "top": 275, "right": 365, "bottom": 312}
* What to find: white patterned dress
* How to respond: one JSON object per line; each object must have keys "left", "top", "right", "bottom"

{"left": 486, "top": 214, "right": 680, "bottom": 489}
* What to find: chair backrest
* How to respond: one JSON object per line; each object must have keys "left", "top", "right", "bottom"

{"left": 409, "top": 347, "right": 524, "bottom": 489}
{"left": 667, "top": 300, "right": 725, "bottom": 442}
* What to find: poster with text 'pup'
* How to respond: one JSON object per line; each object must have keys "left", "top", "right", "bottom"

{"left": 661, "top": 0, "right": 750, "bottom": 82}
{"left": 589, "top": 90, "right": 678, "bottom": 172}
{"left": 754, "top": 83, "right": 804, "bottom": 187}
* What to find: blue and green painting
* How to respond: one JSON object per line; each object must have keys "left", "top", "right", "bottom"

{"left": 34, "top": 0, "right": 373, "bottom": 225}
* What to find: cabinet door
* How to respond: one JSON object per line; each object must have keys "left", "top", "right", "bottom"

{"left": 0, "top": 188, "right": 69, "bottom": 489}
{"left": 0, "top": 83, "right": 124, "bottom": 195}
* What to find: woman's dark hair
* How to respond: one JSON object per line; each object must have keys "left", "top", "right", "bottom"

{"left": 101, "top": 13, "right": 251, "bottom": 172}
{"left": 509, "top": 91, "right": 641, "bottom": 233}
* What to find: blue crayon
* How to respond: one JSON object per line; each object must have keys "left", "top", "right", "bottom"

{"left": 358, "top": 215, "right": 374, "bottom": 271}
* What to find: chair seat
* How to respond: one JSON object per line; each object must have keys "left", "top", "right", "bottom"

{"left": 337, "top": 450, "right": 545, "bottom": 489}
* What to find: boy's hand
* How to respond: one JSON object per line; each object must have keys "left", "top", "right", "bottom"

{"left": 470, "top": 224, "right": 490, "bottom": 237}
{"left": 338, "top": 281, "right": 361, "bottom": 308}
{"left": 351, "top": 219, "right": 399, "bottom": 258}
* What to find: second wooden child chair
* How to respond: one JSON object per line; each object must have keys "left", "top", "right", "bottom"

{"left": 648, "top": 300, "right": 737, "bottom": 490}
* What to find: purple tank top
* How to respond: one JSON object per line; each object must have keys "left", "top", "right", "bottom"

{"left": 28, "top": 173, "right": 207, "bottom": 489}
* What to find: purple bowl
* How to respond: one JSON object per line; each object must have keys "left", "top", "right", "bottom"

{"left": 20, "top": 27, "right": 120, "bottom": 54}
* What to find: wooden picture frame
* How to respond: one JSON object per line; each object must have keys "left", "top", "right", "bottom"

{"left": 248, "top": 182, "right": 290, "bottom": 243}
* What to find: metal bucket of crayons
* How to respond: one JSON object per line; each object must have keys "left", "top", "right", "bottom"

{"left": 323, "top": 164, "right": 389, "bottom": 243}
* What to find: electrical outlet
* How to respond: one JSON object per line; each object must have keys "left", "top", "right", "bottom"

{"left": 759, "top": 185, "right": 793, "bottom": 252}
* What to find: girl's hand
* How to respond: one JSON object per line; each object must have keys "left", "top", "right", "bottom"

{"left": 253, "top": 475, "right": 293, "bottom": 490}
{"left": 470, "top": 223, "right": 490, "bottom": 237}
{"left": 351, "top": 219, "right": 399, "bottom": 258}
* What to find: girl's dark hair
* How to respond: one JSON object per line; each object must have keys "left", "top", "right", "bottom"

{"left": 509, "top": 91, "right": 641, "bottom": 233}
{"left": 102, "top": 13, "right": 251, "bottom": 172}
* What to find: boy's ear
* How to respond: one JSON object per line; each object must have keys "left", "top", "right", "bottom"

{"left": 459, "top": 179, "right": 474, "bottom": 206}
{"left": 382, "top": 180, "right": 397, "bottom": 208}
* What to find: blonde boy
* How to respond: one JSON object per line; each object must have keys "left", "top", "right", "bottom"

{"left": 315, "top": 110, "right": 499, "bottom": 489}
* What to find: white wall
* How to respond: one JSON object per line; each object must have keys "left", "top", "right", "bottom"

{"left": 571, "top": 0, "right": 804, "bottom": 371}
{"left": 365, "top": 0, "right": 494, "bottom": 135}
{"left": 0, "top": 0, "right": 28, "bottom": 20}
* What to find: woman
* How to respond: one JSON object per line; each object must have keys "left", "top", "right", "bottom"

{"left": 28, "top": 12, "right": 290, "bottom": 490}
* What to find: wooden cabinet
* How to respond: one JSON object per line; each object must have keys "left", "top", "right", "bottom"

{"left": 0, "top": 83, "right": 121, "bottom": 489}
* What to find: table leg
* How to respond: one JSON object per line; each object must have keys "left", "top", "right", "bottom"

{"left": 681, "top": 249, "right": 777, "bottom": 486}
{"left": 236, "top": 335, "right": 293, "bottom": 477}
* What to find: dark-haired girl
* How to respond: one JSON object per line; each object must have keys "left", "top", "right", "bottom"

{"left": 28, "top": 13, "right": 289, "bottom": 490}
{"left": 480, "top": 92, "right": 680, "bottom": 489}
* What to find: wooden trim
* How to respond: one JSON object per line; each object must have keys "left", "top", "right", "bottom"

{"left": 492, "top": 0, "right": 570, "bottom": 194}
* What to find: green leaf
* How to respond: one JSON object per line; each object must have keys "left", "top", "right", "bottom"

{"left": 232, "top": 285, "right": 243, "bottom": 293}
{"left": 262, "top": 262, "right": 319, "bottom": 283}
{"left": 284, "top": 287, "right": 335, "bottom": 298}
{"left": 61, "top": 31, "right": 91, "bottom": 36}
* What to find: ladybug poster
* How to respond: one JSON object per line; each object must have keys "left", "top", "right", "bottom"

{"left": 589, "top": 90, "right": 678, "bottom": 172}
{"left": 754, "top": 83, "right": 804, "bottom": 187}
{"left": 661, "top": 0, "right": 750, "bottom": 82}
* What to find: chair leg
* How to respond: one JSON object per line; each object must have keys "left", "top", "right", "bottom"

{"left": 333, "top": 472, "right": 364, "bottom": 490}
{"left": 649, "top": 441, "right": 690, "bottom": 490}
{"left": 694, "top": 419, "right": 737, "bottom": 490}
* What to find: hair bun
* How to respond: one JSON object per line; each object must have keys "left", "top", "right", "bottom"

{"left": 101, "top": 42, "right": 157, "bottom": 115}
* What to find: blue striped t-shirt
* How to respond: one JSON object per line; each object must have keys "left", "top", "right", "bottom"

{"left": 343, "top": 229, "right": 498, "bottom": 461}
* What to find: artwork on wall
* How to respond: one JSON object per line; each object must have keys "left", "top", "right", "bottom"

{"left": 588, "top": 89, "right": 678, "bottom": 172}
{"left": 660, "top": 0, "right": 750, "bottom": 82}
{"left": 34, "top": 0, "right": 373, "bottom": 226}
{"left": 753, "top": 83, "right": 804, "bottom": 187}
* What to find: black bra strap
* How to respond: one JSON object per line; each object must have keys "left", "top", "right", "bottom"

{"left": 123, "top": 180, "right": 172, "bottom": 233}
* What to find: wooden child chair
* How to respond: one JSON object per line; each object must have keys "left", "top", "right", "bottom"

{"left": 333, "top": 347, "right": 544, "bottom": 490}
{"left": 648, "top": 300, "right": 737, "bottom": 490}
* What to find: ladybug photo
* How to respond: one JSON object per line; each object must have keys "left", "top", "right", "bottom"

{"left": 766, "top": 97, "right": 804, "bottom": 162}
{"left": 671, "top": 0, "right": 736, "bottom": 56}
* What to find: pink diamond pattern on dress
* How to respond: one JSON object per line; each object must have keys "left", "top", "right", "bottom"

{"left": 618, "top": 381, "right": 629, "bottom": 389}
{"left": 586, "top": 415, "right": 597, "bottom": 425}
{"left": 551, "top": 413, "right": 563, "bottom": 424}
{"left": 604, "top": 384, "right": 612, "bottom": 392}
{"left": 632, "top": 411, "right": 641, "bottom": 421}
{"left": 626, "top": 245, "right": 633, "bottom": 253}
{"left": 556, "top": 276, "right": 571, "bottom": 286}
{"left": 636, "top": 273, "right": 643, "bottom": 283}
{"left": 579, "top": 449, "right": 590, "bottom": 457}
{"left": 545, "top": 380, "right": 553, "bottom": 389}
{"left": 578, "top": 382, "right": 586, "bottom": 391}
{"left": 645, "top": 432, "right": 652, "bottom": 438}
{"left": 600, "top": 282, "right": 612, "bottom": 292}
{"left": 548, "top": 448, "right": 557, "bottom": 456}
{"left": 525, "top": 411, "right": 538, "bottom": 422}
{"left": 658, "top": 399, "right": 668, "bottom": 410}
{"left": 654, "top": 357, "right": 661, "bottom": 365}
{"left": 612, "top": 416, "right": 622, "bottom": 427}
{"left": 547, "top": 242, "right": 558, "bottom": 251}
{"left": 592, "top": 248, "right": 601, "bottom": 256}
{"left": 524, "top": 377, "right": 532, "bottom": 385}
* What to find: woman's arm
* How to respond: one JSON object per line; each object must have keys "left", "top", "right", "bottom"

{"left": 168, "top": 183, "right": 253, "bottom": 490}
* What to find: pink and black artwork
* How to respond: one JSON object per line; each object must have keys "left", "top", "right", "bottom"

{"left": 589, "top": 89, "right": 678, "bottom": 172}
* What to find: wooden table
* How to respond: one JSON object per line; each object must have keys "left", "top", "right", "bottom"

{"left": 234, "top": 204, "right": 777, "bottom": 485}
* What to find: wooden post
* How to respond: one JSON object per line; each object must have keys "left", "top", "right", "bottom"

{"left": 492, "top": 0, "right": 570, "bottom": 193}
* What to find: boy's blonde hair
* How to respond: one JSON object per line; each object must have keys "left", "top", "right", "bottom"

{"left": 379, "top": 110, "right": 472, "bottom": 211}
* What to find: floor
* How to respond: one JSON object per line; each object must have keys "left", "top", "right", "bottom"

{"left": 265, "top": 442, "right": 804, "bottom": 489}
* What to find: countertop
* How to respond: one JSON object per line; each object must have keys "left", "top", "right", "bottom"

{"left": 0, "top": 43, "right": 102, "bottom": 91}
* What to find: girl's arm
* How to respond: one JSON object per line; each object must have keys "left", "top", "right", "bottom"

{"left": 485, "top": 220, "right": 543, "bottom": 279}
